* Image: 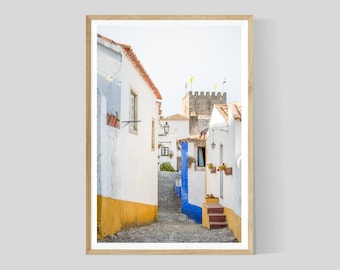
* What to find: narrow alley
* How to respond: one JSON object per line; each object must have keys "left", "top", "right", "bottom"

{"left": 98, "top": 171, "right": 237, "bottom": 243}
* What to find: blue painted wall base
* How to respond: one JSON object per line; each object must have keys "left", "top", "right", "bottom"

{"left": 181, "top": 142, "right": 202, "bottom": 224}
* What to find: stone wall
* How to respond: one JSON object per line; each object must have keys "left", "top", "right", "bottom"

{"left": 184, "top": 91, "right": 227, "bottom": 136}
{"left": 188, "top": 91, "right": 226, "bottom": 116}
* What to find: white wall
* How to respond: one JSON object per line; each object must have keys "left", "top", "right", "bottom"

{"left": 159, "top": 119, "right": 189, "bottom": 140}
{"left": 159, "top": 119, "right": 189, "bottom": 170}
{"left": 206, "top": 127, "right": 222, "bottom": 197}
{"left": 97, "top": 41, "right": 123, "bottom": 200}
{"left": 158, "top": 134, "right": 177, "bottom": 170}
{"left": 187, "top": 142, "right": 205, "bottom": 207}
{"left": 233, "top": 116, "right": 242, "bottom": 216}
{"left": 97, "top": 40, "right": 122, "bottom": 117}
{"left": 188, "top": 166, "right": 205, "bottom": 206}
{"left": 97, "top": 40, "right": 159, "bottom": 206}
{"left": 98, "top": 94, "right": 121, "bottom": 198}
{"left": 206, "top": 106, "right": 242, "bottom": 216}
{"left": 118, "top": 51, "right": 159, "bottom": 205}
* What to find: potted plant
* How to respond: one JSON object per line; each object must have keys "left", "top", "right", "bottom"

{"left": 205, "top": 194, "right": 219, "bottom": 203}
{"left": 106, "top": 112, "right": 117, "bottom": 127}
{"left": 217, "top": 162, "right": 232, "bottom": 175}
{"left": 114, "top": 111, "right": 120, "bottom": 128}
{"left": 207, "top": 163, "right": 216, "bottom": 173}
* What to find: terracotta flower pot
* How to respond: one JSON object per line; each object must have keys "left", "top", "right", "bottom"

{"left": 205, "top": 197, "right": 219, "bottom": 203}
{"left": 223, "top": 167, "right": 232, "bottom": 175}
{"left": 114, "top": 120, "right": 120, "bottom": 128}
{"left": 109, "top": 115, "right": 115, "bottom": 126}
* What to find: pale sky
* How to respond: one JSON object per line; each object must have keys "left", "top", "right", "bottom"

{"left": 96, "top": 20, "right": 244, "bottom": 117}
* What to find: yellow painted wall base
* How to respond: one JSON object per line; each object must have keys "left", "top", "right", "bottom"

{"left": 224, "top": 207, "right": 242, "bottom": 242}
{"left": 202, "top": 203, "right": 210, "bottom": 229}
{"left": 97, "top": 195, "right": 158, "bottom": 239}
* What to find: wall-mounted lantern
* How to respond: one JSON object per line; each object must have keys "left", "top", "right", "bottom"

{"left": 164, "top": 122, "right": 170, "bottom": 135}
{"left": 211, "top": 129, "right": 216, "bottom": 150}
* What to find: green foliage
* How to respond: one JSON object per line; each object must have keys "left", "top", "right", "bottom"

{"left": 207, "top": 163, "right": 215, "bottom": 169}
{"left": 160, "top": 162, "right": 176, "bottom": 172}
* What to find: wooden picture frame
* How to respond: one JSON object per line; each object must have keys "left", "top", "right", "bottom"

{"left": 86, "top": 15, "right": 253, "bottom": 254}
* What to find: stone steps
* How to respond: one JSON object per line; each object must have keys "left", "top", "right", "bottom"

{"left": 205, "top": 203, "right": 227, "bottom": 229}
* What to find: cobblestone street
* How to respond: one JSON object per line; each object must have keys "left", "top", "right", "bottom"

{"left": 98, "top": 171, "right": 237, "bottom": 243}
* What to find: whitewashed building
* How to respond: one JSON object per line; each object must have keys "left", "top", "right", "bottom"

{"left": 96, "top": 34, "right": 162, "bottom": 239}
{"left": 158, "top": 114, "right": 189, "bottom": 171}
{"left": 178, "top": 137, "right": 206, "bottom": 223}
{"left": 205, "top": 103, "right": 242, "bottom": 240}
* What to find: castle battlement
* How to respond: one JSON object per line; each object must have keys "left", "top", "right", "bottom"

{"left": 183, "top": 90, "right": 228, "bottom": 136}
{"left": 184, "top": 90, "right": 227, "bottom": 117}
{"left": 189, "top": 91, "right": 227, "bottom": 98}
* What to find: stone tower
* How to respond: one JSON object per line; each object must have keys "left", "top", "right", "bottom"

{"left": 182, "top": 91, "right": 227, "bottom": 137}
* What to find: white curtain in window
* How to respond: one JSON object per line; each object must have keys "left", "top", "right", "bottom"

{"left": 198, "top": 147, "right": 205, "bottom": 167}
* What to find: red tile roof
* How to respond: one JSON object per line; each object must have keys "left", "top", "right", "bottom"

{"left": 177, "top": 137, "right": 206, "bottom": 145}
{"left": 177, "top": 128, "right": 207, "bottom": 145}
{"left": 229, "top": 102, "right": 242, "bottom": 121}
{"left": 214, "top": 104, "right": 229, "bottom": 122}
{"left": 97, "top": 34, "right": 162, "bottom": 100}
{"left": 214, "top": 102, "right": 242, "bottom": 122}
{"left": 162, "top": 114, "right": 189, "bottom": 121}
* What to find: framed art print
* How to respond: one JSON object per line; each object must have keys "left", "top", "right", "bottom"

{"left": 86, "top": 15, "right": 253, "bottom": 254}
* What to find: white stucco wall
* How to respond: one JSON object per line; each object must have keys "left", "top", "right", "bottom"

{"left": 159, "top": 119, "right": 189, "bottom": 140}
{"left": 97, "top": 41, "right": 122, "bottom": 118}
{"left": 206, "top": 106, "right": 242, "bottom": 216}
{"left": 97, "top": 41, "right": 123, "bottom": 199}
{"left": 98, "top": 95, "right": 122, "bottom": 199}
{"left": 206, "top": 125, "right": 228, "bottom": 197}
{"left": 158, "top": 134, "right": 177, "bottom": 170}
{"left": 118, "top": 51, "right": 159, "bottom": 205}
{"left": 187, "top": 142, "right": 205, "bottom": 207}
{"left": 232, "top": 118, "right": 242, "bottom": 216}
{"left": 158, "top": 119, "right": 188, "bottom": 170}
{"left": 97, "top": 39, "right": 159, "bottom": 206}
{"left": 188, "top": 167, "right": 205, "bottom": 207}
